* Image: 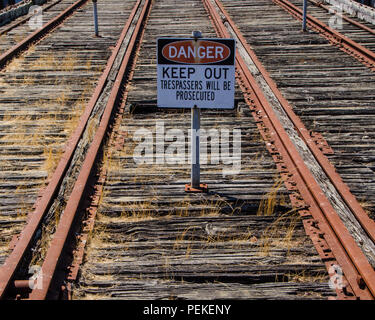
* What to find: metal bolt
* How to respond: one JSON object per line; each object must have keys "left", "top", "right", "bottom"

{"left": 192, "top": 30, "right": 202, "bottom": 39}
{"left": 357, "top": 275, "right": 366, "bottom": 289}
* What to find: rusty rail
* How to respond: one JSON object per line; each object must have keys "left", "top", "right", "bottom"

{"left": 0, "top": 0, "right": 148, "bottom": 300}
{"left": 0, "top": 0, "right": 88, "bottom": 69}
{"left": 310, "top": 0, "right": 375, "bottom": 36}
{"left": 64, "top": 2, "right": 150, "bottom": 298}
{"left": 0, "top": 0, "right": 64, "bottom": 37}
{"left": 202, "top": 0, "right": 375, "bottom": 299}
{"left": 271, "top": 0, "right": 375, "bottom": 71}
{"left": 28, "top": 0, "right": 151, "bottom": 300}
{"left": 213, "top": 0, "right": 375, "bottom": 248}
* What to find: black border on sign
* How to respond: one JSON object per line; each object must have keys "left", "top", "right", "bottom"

{"left": 157, "top": 38, "right": 235, "bottom": 66}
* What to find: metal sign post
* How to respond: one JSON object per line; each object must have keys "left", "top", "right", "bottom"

{"left": 186, "top": 31, "right": 207, "bottom": 193}
{"left": 187, "top": 104, "right": 206, "bottom": 192}
{"left": 302, "top": 0, "right": 308, "bottom": 32}
{"left": 92, "top": 0, "right": 99, "bottom": 37}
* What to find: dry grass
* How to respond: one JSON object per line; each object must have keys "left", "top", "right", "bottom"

{"left": 29, "top": 51, "right": 78, "bottom": 72}
{"left": 228, "top": 227, "right": 257, "bottom": 245}
{"left": 257, "top": 177, "right": 287, "bottom": 216}
{"left": 60, "top": 53, "right": 77, "bottom": 72}
{"left": 357, "top": 198, "right": 374, "bottom": 220}
{"left": 29, "top": 225, "right": 49, "bottom": 267}
{"left": 119, "top": 200, "right": 157, "bottom": 222}
{"left": 281, "top": 270, "right": 329, "bottom": 283}
{"left": 258, "top": 209, "right": 300, "bottom": 257}
{"left": 41, "top": 147, "right": 63, "bottom": 176}
{"left": 173, "top": 226, "right": 198, "bottom": 250}
{"left": 22, "top": 75, "right": 35, "bottom": 85}
{"left": 5, "top": 55, "right": 25, "bottom": 72}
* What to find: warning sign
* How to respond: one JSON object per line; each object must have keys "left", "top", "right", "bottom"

{"left": 157, "top": 38, "right": 235, "bottom": 109}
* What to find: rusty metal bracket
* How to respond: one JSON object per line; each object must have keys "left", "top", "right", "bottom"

{"left": 310, "top": 132, "right": 334, "bottom": 155}
{"left": 185, "top": 183, "right": 208, "bottom": 193}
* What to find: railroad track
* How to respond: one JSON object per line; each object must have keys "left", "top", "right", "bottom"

{"left": 71, "top": 0, "right": 335, "bottom": 300}
{"left": 206, "top": 0, "right": 375, "bottom": 299}
{"left": 1, "top": 0, "right": 375, "bottom": 300}
{"left": 0, "top": 0, "right": 140, "bottom": 298}
{"left": 303, "top": 0, "right": 375, "bottom": 45}
{"left": 0, "top": 0, "right": 90, "bottom": 68}
{"left": 0, "top": 0, "right": 71, "bottom": 40}
{"left": 287, "top": 0, "right": 375, "bottom": 46}
{"left": 271, "top": 0, "right": 375, "bottom": 70}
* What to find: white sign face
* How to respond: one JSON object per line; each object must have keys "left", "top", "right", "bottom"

{"left": 157, "top": 38, "right": 235, "bottom": 109}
